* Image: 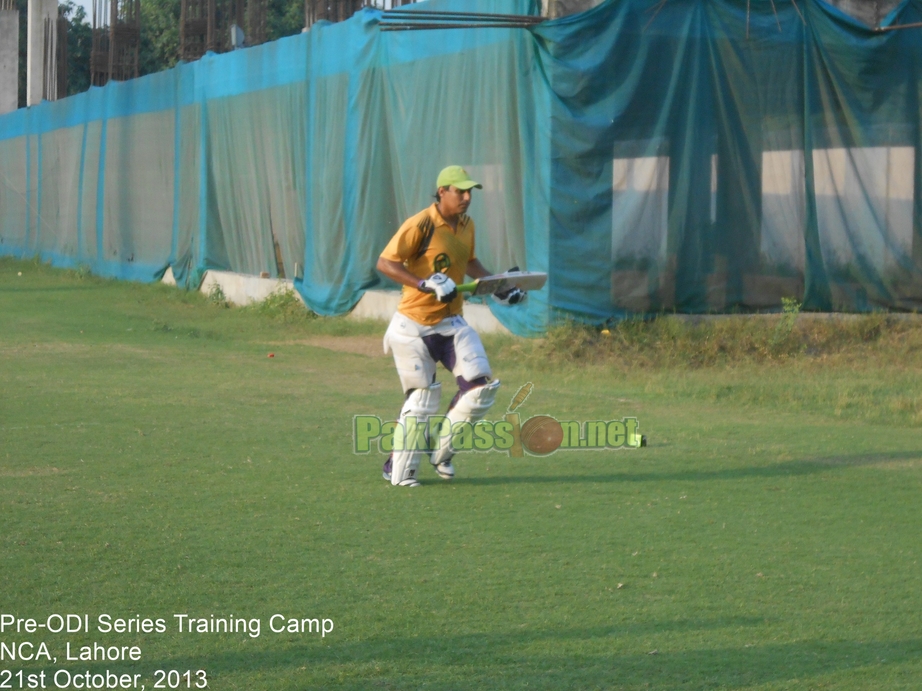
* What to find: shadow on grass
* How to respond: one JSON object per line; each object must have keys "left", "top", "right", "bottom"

{"left": 33, "top": 630, "right": 922, "bottom": 689}
{"left": 457, "top": 450, "right": 922, "bottom": 486}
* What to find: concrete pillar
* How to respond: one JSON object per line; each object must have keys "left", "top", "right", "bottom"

{"left": 0, "top": 8, "right": 18, "bottom": 114}
{"left": 26, "top": 0, "right": 56, "bottom": 106}
{"left": 543, "top": 0, "right": 604, "bottom": 18}
{"left": 826, "top": 0, "right": 901, "bottom": 27}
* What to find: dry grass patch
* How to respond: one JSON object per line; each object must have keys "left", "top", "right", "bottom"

{"left": 507, "top": 312, "right": 922, "bottom": 369}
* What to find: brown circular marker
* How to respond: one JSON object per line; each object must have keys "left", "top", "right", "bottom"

{"left": 520, "top": 415, "right": 564, "bottom": 455}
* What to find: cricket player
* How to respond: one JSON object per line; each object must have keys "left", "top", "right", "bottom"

{"left": 376, "top": 165, "right": 525, "bottom": 487}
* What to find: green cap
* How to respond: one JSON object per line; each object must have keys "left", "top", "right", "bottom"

{"left": 436, "top": 165, "right": 482, "bottom": 191}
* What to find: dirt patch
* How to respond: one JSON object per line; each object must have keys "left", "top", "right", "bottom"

{"left": 272, "top": 335, "right": 387, "bottom": 358}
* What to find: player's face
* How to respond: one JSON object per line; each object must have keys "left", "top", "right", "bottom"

{"left": 439, "top": 186, "right": 472, "bottom": 217}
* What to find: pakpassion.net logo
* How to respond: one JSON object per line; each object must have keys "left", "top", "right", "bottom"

{"left": 353, "top": 383, "right": 646, "bottom": 457}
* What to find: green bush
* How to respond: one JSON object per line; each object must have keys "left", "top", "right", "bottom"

{"left": 246, "top": 287, "right": 317, "bottom": 323}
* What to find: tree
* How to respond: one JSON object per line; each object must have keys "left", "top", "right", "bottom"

{"left": 60, "top": 0, "right": 92, "bottom": 96}
{"left": 139, "top": 0, "right": 180, "bottom": 75}
{"left": 266, "top": 0, "right": 304, "bottom": 42}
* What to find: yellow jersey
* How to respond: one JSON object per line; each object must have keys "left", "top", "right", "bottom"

{"left": 379, "top": 203, "right": 476, "bottom": 326}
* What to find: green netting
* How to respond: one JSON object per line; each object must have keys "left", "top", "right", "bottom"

{"left": 0, "top": 137, "right": 28, "bottom": 250}
{"left": 2, "top": 0, "right": 922, "bottom": 335}
{"left": 540, "top": 0, "right": 922, "bottom": 319}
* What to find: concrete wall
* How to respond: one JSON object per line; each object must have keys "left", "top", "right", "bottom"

{"left": 162, "top": 267, "right": 512, "bottom": 335}
{"left": 0, "top": 9, "right": 17, "bottom": 115}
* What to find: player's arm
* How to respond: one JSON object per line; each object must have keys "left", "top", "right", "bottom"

{"left": 466, "top": 258, "right": 492, "bottom": 280}
{"left": 376, "top": 257, "right": 423, "bottom": 290}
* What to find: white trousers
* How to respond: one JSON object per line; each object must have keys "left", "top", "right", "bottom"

{"left": 383, "top": 312, "right": 492, "bottom": 392}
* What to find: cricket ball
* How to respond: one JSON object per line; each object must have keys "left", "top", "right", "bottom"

{"left": 520, "top": 415, "right": 564, "bottom": 456}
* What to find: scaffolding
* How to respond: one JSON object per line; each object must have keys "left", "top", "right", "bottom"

{"left": 90, "top": 0, "right": 139, "bottom": 86}
{"left": 181, "top": 0, "right": 268, "bottom": 61}
{"left": 180, "top": 0, "right": 217, "bottom": 60}
{"left": 234, "top": 0, "right": 267, "bottom": 47}
{"left": 42, "top": 13, "right": 67, "bottom": 99}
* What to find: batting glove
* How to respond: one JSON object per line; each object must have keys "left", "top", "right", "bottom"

{"left": 418, "top": 273, "right": 458, "bottom": 304}
{"left": 493, "top": 266, "right": 527, "bottom": 306}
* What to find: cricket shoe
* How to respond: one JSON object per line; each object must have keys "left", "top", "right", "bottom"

{"left": 382, "top": 456, "right": 392, "bottom": 481}
{"left": 430, "top": 457, "right": 454, "bottom": 480}
{"left": 382, "top": 456, "right": 421, "bottom": 487}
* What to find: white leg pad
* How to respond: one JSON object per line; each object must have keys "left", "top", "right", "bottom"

{"left": 451, "top": 323, "right": 492, "bottom": 382}
{"left": 391, "top": 383, "right": 442, "bottom": 486}
{"left": 384, "top": 314, "right": 437, "bottom": 392}
{"left": 430, "top": 379, "right": 501, "bottom": 470}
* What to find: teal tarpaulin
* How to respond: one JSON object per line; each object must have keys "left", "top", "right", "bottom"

{"left": 540, "top": 0, "right": 922, "bottom": 319}
{"left": 1, "top": 0, "right": 921, "bottom": 336}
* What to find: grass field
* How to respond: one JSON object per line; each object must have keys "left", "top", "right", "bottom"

{"left": 2, "top": 256, "right": 922, "bottom": 690}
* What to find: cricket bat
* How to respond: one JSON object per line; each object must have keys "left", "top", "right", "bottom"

{"left": 457, "top": 271, "right": 547, "bottom": 296}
